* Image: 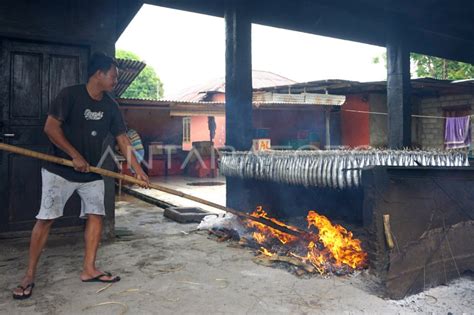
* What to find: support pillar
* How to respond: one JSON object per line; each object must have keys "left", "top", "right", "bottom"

{"left": 325, "top": 108, "right": 331, "bottom": 149}
{"left": 387, "top": 29, "right": 411, "bottom": 148}
{"left": 225, "top": 2, "right": 253, "bottom": 211}
{"left": 225, "top": 2, "right": 253, "bottom": 151}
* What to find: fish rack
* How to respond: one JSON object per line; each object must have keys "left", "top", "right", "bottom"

{"left": 219, "top": 149, "right": 469, "bottom": 189}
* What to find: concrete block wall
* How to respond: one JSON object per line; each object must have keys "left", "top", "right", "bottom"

{"left": 369, "top": 94, "right": 388, "bottom": 147}
{"left": 419, "top": 94, "right": 474, "bottom": 149}
{"left": 368, "top": 94, "right": 420, "bottom": 148}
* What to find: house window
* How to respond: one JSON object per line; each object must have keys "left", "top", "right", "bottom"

{"left": 183, "top": 117, "right": 191, "bottom": 143}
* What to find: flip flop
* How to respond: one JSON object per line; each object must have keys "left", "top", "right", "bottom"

{"left": 81, "top": 272, "right": 120, "bottom": 283}
{"left": 13, "top": 283, "right": 35, "bottom": 300}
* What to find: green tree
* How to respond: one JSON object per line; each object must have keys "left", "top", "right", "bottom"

{"left": 411, "top": 53, "right": 474, "bottom": 80}
{"left": 116, "top": 49, "right": 164, "bottom": 99}
{"left": 373, "top": 52, "right": 474, "bottom": 80}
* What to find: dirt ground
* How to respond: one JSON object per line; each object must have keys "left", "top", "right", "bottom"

{"left": 1, "top": 195, "right": 473, "bottom": 314}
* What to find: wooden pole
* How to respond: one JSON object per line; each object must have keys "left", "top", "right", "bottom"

{"left": 0, "top": 142, "right": 308, "bottom": 238}
{"left": 325, "top": 108, "right": 331, "bottom": 149}
{"left": 383, "top": 214, "right": 395, "bottom": 249}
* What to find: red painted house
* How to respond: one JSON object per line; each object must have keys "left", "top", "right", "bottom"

{"left": 116, "top": 73, "right": 474, "bottom": 178}
{"left": 170, "top": 70, "right": 344, "bottom": 150}
{"left": 256, "top": 78, "right": 474, "bottom": 150}
{"left": 170, "top": 70, "right": 298, "bottom": 150}
{"left": 116, "top": 71, "right": 347, "bottom": 178}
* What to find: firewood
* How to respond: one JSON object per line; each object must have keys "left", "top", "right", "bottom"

{"left": 268, "top": 255, "right": 316, "bottom": 273}
{"left": 208, "top": 229, "right": 226, "bottom": 238}
{"left": 217, "top": 235, "right": 232, "bottom": 242}
{"left": 238, "top": 238, "right": 249, "bottom": 246}
{"left": 252, "top": 256, "right": 275, "bottom": 267}
{"left": 253, "top": 254, "right": 316, "bottom": 274}
{"left": 383, "top": 214, "right": 395, "bottom": 249}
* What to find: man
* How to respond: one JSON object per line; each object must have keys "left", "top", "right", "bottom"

{"left": 13, "top": 53, "right": 150, "bottom": 299}
{"left": 208, "top": 116, "right": 216, "bottom": 143}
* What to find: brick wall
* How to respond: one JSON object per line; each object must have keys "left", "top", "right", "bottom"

{"left": 368, "top": 94, "right": 420, "bottom": 148}
{"left": 419, "top": 94, "right": 474, "bottom": 149}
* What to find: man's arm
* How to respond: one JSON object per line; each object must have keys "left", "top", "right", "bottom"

{"left": 116, "top": 133, "right": 150, "bottom": 188}
{"left": 44, "top": 115, "right": 89, "bottom": 172}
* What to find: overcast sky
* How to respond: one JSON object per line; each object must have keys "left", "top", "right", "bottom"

{"left": 116, "top": 4, "right": 387, "bottom": 98}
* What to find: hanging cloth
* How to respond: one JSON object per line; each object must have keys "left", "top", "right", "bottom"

{"left": 444, "top": 116, "right": 471, "bottom": 149}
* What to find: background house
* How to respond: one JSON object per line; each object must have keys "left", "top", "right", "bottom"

{"left": 116, "top": 71, "right": 346, "bottom": 177}
{"left": 256, "top": 78, "right": 474, "bottom": 150}
{"left": 170, "top": 70, "right": 297, "bottom": 150}
{"left": 118, "top": 73, "right": 474, "bottom": 175}
{"left": 118, "top": 70, "right": 347, "bottom": 157}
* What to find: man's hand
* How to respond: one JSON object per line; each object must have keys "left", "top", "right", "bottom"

{"left": 72, "top": 155, "right": 90, "bottom": 173}
{"left": 134, "top": 168, "right": 150, "bottom": 188}
{"left": 116, "top": 133, "right": 150, "bottom": 188}
{"left": 44, "top": 116, "right": 87, "bottom": 170}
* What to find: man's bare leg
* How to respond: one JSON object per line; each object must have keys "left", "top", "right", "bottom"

{"left": 13, "top": 219, "right": 54, "bottom": 297}
{"left": 80, "top": 214, "right": 116, "bottom": 281}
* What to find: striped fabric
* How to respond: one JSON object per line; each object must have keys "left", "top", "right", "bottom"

{"left": 126, "top": 129, "right": 145, "bottom": 163}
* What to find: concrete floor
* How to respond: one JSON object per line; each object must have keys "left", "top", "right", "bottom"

{"left": 127, "top": 175, "right": 227, "bottom": 214}
{"left": 1, "top": 194, "right": 473, "bottom": 314}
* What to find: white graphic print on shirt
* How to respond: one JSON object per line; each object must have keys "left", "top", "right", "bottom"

{"left": 84, "top": 109, "right": 104, "bottom": 120}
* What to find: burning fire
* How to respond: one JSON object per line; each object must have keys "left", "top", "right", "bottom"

{"left": 247, "top": 207, "right": 299, "bottom": 245}
{"left": 307, "top": 211, "right": 366, "bottom": 269}
{"left": 243, "top": 207, "right": 367, "bottom": 275}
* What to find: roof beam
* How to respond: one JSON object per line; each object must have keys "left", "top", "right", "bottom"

{"left": 146, "top": 0, "right": 474, "bottom": 64}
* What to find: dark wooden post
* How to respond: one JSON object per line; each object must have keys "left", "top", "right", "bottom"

{"left": 325, "top": 108, "right": 331, "bottom": 149}
{"left": 386, "top": 28, "right": 411, "bottom": 148}
{"left": 225, "top": 2, "right": 253, "bottom": 211}
{"left": 225, "top": 2, "right": 253, "bottom": 151}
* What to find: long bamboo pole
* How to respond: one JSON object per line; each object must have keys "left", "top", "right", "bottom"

{"left": 0, "top": 142, "right": 308, "bottom": 238}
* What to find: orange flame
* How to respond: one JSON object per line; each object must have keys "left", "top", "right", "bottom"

{"left": 259, "top": 247, "right": 274, "bottom": 257}
{"left": 307, "top": 211, "right": 367, "bottom": 269}
{"left": 253, "top": 232, "right": 267, "bottom": 244}
{"left": 247, "top": 206, "right": 298, "bottom": 245}
{"left": 245, "top": 207, "right": 367, "bottom": 274}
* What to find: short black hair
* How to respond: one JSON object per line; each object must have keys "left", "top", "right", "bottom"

{"left": 87, "top": 52, "right": 118, "bottom": 79}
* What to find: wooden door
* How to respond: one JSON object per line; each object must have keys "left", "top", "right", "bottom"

{"left": 0, "top": 39, "right": 88, "bottom": 233}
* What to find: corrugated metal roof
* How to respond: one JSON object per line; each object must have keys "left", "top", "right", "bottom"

{"left": 255, "top": 78, "right": 474, "bottom": 96}
{"left": 117, "top": 97, "right": 342, "bottom": 107}
{"left": 117, "top": 97, "right": 340, "bottom": 117}
{"left": 253, "top": 92, "right": 345, "bottom": 106}
{"left": 118, "top": 77, "right": 473, "bottom": 113}
{"left": 167, "top": 70, "right": 297, "bottom": 102}
{"left": 115, "top": 58, "right": 147, "bottom": 97}
{"left": 117, "top": 98, "right": 224, "bottom": 106}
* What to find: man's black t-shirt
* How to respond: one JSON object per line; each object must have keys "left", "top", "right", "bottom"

{"left": 44, "top": 85, "right": 126, "bottom": 182}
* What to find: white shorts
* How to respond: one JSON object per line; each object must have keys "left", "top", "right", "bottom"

{"left": 36, "top": 168, "right": 105, "bottom": 220}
